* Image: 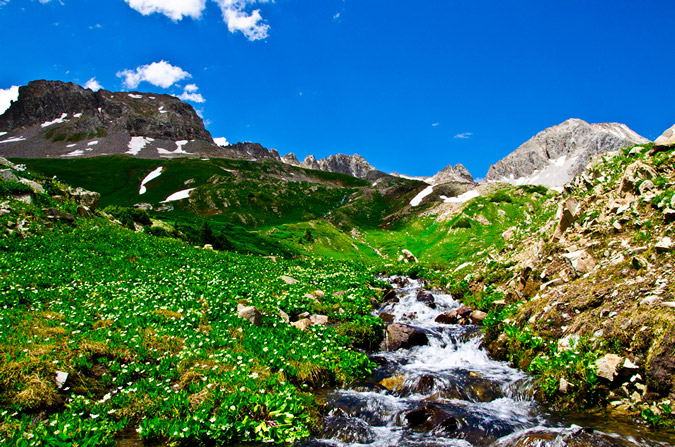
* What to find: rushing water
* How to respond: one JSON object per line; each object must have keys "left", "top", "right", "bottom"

{"left": 302, "top": 277, "right": 675, "bottom": 447}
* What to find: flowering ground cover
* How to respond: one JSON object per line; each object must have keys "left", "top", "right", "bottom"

{"left": 0, "top": 209, "right": 383, "bottom": 445}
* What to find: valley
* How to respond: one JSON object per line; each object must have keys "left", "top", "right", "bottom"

{"left": 1, "top": 81, "right": 674, "bottom": 446}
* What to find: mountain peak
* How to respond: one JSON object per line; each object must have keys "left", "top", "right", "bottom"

{"left": 485, "top": 118, "right": 649, "bottom": 187}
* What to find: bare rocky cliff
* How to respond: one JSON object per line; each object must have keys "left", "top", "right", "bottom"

{"left": 485, "top": 118, "right": 649, "bottom": 187}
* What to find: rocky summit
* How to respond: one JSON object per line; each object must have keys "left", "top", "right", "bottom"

{"left": 0, "top": 80, "right": 248, "bottom": 159}
{"left": 303, "top": 153, "right": 378, "bottom": 180}
{"left": 485, "top": 118, "right": 649, "bottom": 187}
{"left": 430, "top": 163, "right": 474, "bottom": 185}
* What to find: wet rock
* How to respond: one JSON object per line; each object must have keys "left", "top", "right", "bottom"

{"left": 470, "top": 310, "right": 488, "bottom": 325}
{"left": 416, "top": 290, "right": 436, "bottom": 308}
{"left": 380, "top": 324, "right": 428, "bottom": 351}
{"left": 292, "top": 318, "right": 312, "bottom": 331}
{"left": 318, "top": 416, "right": 376, "bottom": 444}
{"left": 504, "top": 427, "right": 620, "bottom": 447}
{"left": 237, "top": 304, "right": 262, "bottom": 326}
{"left": 595, "top": 354, "right": 624, "bottom": 382}
{"left": 435, "top": 310, "right": 458, "bottom": 324}
{"left": 391, "top": 277, "right": 410, "bottom": 288}
{"left": 401, "top": 374, "right": 437, "bottom": 395}
{"left": 379, "top": 375, "right": 405, "bottom": 392}
{"left": 655, "top": 236, "right": 673, "bottom": 253}
{"left": 380, "top": 312, "right": 395, "bottom": 323}
{"left": 403, "top": 404, "right": 459, "bottom": 433}
{"left": 456, "top": 306, "right": 473, "bottom": 318}
{"left": 382, "top": 288, "right": 397, "bottom": 302}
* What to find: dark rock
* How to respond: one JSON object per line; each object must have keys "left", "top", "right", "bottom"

{"left": 504, "top": 427, "right": 621, "bottom": 447}
{"left": 43, "top": 208, "right": 75, "bottom": 224}
{"left": 318, "top": 416, "right": 376, "bottom": 444}
{"left": 456, "top": 306, "right": 473, "bottom": 318}
{"left": 416, "top": 290, "right": 436, "bottom": 308}
{"left": 403, "top": 404, "right": 459, "bottom": 433}
{"left": 380, "top": 324, "right": 428, "bottom": 351}
{"left": 646, "top": 333, "right": 675, "bottom": 395}
{"left": 380, "top": 312, "right": 395, "bottom": 323}
{"left": 435, "top": 310, "right": 458, "bottom": 324}
{"left": 0, "top": 80, "right": 212, "bottom": 142}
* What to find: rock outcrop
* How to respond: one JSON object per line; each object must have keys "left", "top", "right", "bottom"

{"left": 0, "top": 80, "right": 244, "bottom": 159}
{"left": 303, "top": 153, "right": 376, "bottom": 179}
{"left": 654, "top": 124, "right": 675, "bottom": 149}
{"left": 430, "top": 164, "right": 474, "bottom": 185}
{"left": 485, "top": 118, "right": 649, "bottom": 187}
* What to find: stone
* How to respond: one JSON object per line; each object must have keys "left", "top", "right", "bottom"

{"left": 654, "top": 124, "right": 675, "bottom": 149}
{"left": 379, "top": 312, "right": 395, "bottom": 323}
{"left": 631, "top": 256, "right": 648, "bottom": 270}
{"left": 416, "top": 290, "right": 435, "bottom": 307}
{"left": 18, "top": 179, "right": 44, "bottom": 194}
{"left": 0, "top": 169, "right": 18, "bottom": 183}
{"left": 399, "top": 249, "right": 418, "bottom": 263}
{"left": 291, "top": 318, "right": 312, "bottom": 331}
{"left": 318, "top": 417, "right": 376, "bottom": 444}
{"left": 55, "top": 371, "right": 68, "bottom": 389}
{"left": 68, "top": 187, "right": 100, "bottom": 210}
{"left": 559, "top": 377, "right": 571, "bottom": 394}
{"left": 279, "top": 309, "right": 290, "bottom": 323}
{"left": 379, "top": 375, "right": 406, "bottom": 392}
{"left": 595, "top": 354, "right": 624, "bottom": 382}
{"left": 43, "top": 207, "right": 75, "bottom": 223}
{"left": 403, "top": 404, "right": 459, "bottom": 433}
{"left": 638, "top": 180, "right": 655, "bottom": 196}
{"left": 552, "top": 198, "right": 582, "bottom": 239}
{"left": 502, "top": 226, "right": 516, "bottom": 240}
{"left": 237, "top": 305, "right": 262, "bottom": 326}
{"left": 639, "top": 296, "right": 661, "bottom": 306}
{"left": 435, "top": 310, "right": 458, "bottom": 324}
{"left": 655, "top": 237, "right": 673, "bottom": 253}
{"left": 540, "top": 278, "right": 563, "bottom": 290}
{"left": 279, "top": 275, "right": 298, "bottom": 285}
{"left": 380, "top": 324, "right": 428, "bottom": 351}
{"left": 664, "top": 208, "right": 675, "bottom": 223}
{"left": 561, "top": 250, "right": 596, "bottom": 277}
{"left": 470, "top": 310, "right": 488, "bottom": 325}
{"left": 309, "top": 314, "right": 329, "bottom": 326}
{"left": 134, "top": 203, "right": 153, "bottom": 211}
{"left": 203, "top": 244, "right": 214, "bottom": 250}
{"left": 456, "top": 306, "right": 473, "bottom": 318}
{"left": 619, "top": 161, "right": 658, "bottom": 196}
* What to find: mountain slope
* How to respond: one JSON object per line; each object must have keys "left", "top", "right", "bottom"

{"left": 485, "top": 118, "right": 649, "bottom": 187}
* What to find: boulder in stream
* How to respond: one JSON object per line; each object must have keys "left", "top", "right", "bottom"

{"left": 318, "top": 416, "right": 376, "bottom": 444}
{"left": 380, "top": 323, "right": 429, "bottom": 351}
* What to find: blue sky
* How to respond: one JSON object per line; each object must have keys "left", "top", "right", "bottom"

{"left": 0, "top": 0, "right": 673, "bottom": 178}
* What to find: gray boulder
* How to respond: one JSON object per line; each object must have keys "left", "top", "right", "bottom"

{"left": 380, "top": 324, "right": 429, "bottom": 351}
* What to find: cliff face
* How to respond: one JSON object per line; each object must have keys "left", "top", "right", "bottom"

{"left": 0, "top": 80, "right": 212, "bottom": 141}
{"left": 485, "top": 119, "right": 649, "bottom": 187}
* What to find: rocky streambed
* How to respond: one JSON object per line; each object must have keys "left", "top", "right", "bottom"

{"left": 303, "top": 277, "right": 674, "bottom": 447}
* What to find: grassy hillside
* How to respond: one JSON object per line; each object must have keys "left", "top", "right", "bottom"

{"left": 0, "top": 166, "right": 391, "bottom": 445}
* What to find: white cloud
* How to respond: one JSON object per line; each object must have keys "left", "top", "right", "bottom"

{"left": 178, "top": 84, "right": 205, "bottom": 103}
{"left": 432, "top": 123, "right": 439, "bottom": 127}
{"left": 83, "top": 77, "right": 103, "bottom": 92}
{"left": 123, "top": 0, "right": 206, "bottom": 21}
{"left": 122, "top": 0, "right": 272, "bottom": 41}
{"left": 454, "top": 132, "right": 473, "bottom": 139}
{"left": 216, "top": 0, "right": 270, "bottom": 41}
{"left": 213, "top": 137, "right": 229, "bottom": 147}
{"left": 0, "top": 86, "right": 19, "bottom": 115}
{"left": 117, "top": 61, "right": 191, "bottom": 89}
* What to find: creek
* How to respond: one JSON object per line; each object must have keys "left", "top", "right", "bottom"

{"left": 302, "top": 277, "right": 675, "bottom": 447}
